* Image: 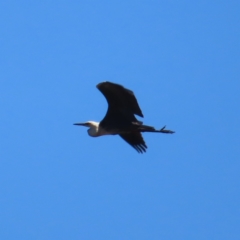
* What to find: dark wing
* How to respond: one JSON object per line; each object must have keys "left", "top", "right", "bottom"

{"left": 119, "top": 132, "right": 147, "bottom": 153}
{"left": 97, "top": 81, "right": 143, "bottom": 129}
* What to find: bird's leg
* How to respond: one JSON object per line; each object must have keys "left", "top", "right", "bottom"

{"left": 159, "top": 125, "right": 175, "bottom": 134}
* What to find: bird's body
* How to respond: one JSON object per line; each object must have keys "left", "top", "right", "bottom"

{"left": 74, "top": 81, "right": 174, "bottom": 153}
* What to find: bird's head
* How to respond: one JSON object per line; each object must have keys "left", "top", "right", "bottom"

{"left": 73, "top": 121, "right": 99, "bottom": 137}
{"left": 73, "top": 121, "right": 98, "bottom": 128}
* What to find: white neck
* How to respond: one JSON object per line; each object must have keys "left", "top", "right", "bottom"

{"left": 87, "top": 121, "right": 111, "bottom": 137}
{"left": 87, "top": 121, "right": 100, "bottom": 137}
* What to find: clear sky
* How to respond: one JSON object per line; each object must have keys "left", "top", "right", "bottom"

{"left": 1, "top": 1, "right": 239, "bottom": 239}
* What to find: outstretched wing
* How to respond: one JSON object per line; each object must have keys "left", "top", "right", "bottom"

{"left": 97, "top": 81, "right": 143, "bottom": 117}
{"left": 97, "top": 82, "right": 143, "bottom": 130}
{"left": 119, "top": 132, "right": 147, "bottom": 153}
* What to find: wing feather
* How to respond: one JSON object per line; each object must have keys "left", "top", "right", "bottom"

{"left": 97, "top": 81, "right": 143, "bottom": 117}
{"left": 97, "top": 81, "right": 144, "bottom": 130}
{"left": 119, "top": 132, "right": 147, "bottom": 153}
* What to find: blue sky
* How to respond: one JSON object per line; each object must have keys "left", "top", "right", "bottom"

{"left": 1, "top": 1, "right": 239, "bottom": 239}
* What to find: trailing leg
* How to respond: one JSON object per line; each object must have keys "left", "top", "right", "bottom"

{"left": 140, "top": 125, "right": 175, "bottom": 134}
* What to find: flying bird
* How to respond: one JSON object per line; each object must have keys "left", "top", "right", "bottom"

{"left": 74, "top": 81, "right": 174, "bottom": 153}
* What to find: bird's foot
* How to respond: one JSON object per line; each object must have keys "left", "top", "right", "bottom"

{"left": 159, "top": 125, "right": 175, "bottom": 134}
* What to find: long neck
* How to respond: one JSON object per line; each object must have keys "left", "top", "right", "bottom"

{"left": 87, "top": 122, "right": 100, "bottom": 137}
{"left": 88, "top": 121, "right": 112, "bottom": 137}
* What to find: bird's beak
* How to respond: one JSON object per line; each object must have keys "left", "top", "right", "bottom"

{"left": 73, "top": 122, "right": 88, "bottom": 127}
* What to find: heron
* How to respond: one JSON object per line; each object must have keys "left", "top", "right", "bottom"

{"left": 74, "top": 81, "right": 174, "bottom": 153}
